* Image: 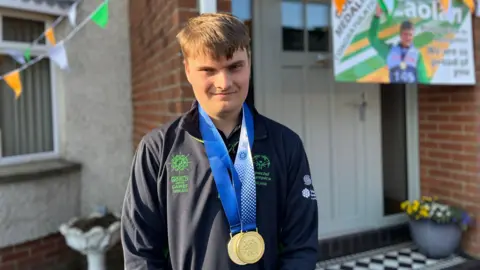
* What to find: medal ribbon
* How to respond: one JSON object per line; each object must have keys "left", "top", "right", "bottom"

{"left": 199, "top": 103, "right": 257, "bottom": 234}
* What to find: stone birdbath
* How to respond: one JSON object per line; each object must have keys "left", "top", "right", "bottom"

{"left": 59, "top": 210, "right": 121, "bottom": 270}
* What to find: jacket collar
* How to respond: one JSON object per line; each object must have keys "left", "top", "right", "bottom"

{"left": 178, "top": 100, "right": 268, "bottom": 141}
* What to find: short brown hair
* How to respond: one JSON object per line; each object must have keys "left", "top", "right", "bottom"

{"left": 176, "top": 13, "right": 251, "bottom": 60}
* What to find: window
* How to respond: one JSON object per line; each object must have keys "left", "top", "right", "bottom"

{"left": 281, "top": 0, "right": 330, "bottom": 52}
{"left": 0, "top": 13, "right": 56, "bottom": 163}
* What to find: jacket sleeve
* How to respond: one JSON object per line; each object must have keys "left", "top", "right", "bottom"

{"left": 121, "top": 136, "right": 168, "bottom": 270}
{"left": 278, "top": 134, "right": 319, "bottom": 270}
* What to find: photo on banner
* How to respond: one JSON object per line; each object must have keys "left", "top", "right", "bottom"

{"left": 332, "top": 0, "right": 476, "bottom": 85}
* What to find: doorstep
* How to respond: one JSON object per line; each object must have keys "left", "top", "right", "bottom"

{"left": 315, "top": 242, "right": 480, "bottom": 270}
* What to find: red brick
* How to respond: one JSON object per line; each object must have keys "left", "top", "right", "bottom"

{"left": 130, "top": 0, "right": 233, "bottom": 148}
{"left": 0, "top": 263, "right": 15, "bottom": 270}
{"left": 419, "top": 17, "right": 480, "bottom": 257}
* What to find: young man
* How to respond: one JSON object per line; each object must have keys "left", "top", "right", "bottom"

{"left": 368, "top": 4, "right": 429, "bottom": 84}
{"left": 121, "top": 13, "right": 319, "bottom": 270}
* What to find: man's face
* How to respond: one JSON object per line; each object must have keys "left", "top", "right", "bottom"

{"left": 400, "top": 29, "right": 413, "bottom": 47}
{"left": 184, "top": 49, "right": 250, "bottom": 117}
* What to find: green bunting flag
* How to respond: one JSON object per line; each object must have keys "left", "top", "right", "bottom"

{"left": 91, "top": 0, "right": 109, "bottom": 29}
{"left": 378, "top": 0, "right": 396, "bottom": 17}
{"left": 24, "top": 48, "right": 31, "bottom": 62}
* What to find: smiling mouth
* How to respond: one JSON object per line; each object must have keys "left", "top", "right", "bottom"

{"left": 213, "top": 92, "right": 236, "bottom": 95}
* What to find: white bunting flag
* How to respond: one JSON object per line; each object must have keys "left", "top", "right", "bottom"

{"left": 5, "top": 49, "right": 26, "bottom": 65}
{"left": 68, "top": 1, "right": 79, "bottom": 27}
{"left": 49, "top": 42, "right": 69, "bottom": 70}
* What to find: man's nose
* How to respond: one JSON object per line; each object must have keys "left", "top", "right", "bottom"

{"left": 214, "top": 71, "right": 232, "bottom": 90}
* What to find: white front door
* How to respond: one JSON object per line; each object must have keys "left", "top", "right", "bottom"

{"left": 253, "top": 0, "right": 384, "bottom": 238}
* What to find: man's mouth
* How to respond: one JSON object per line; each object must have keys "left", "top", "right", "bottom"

{"left": 213, "top": 92, "right": 236, "bottom": 95}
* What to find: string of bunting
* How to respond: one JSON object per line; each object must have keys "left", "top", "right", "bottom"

{"left": 1, "top": 0, "right": 110, "bottom": 99}
{"left": 333, "top": 0, "right": 477, "bottom": 17}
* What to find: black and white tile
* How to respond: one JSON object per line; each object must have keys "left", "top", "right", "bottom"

{"left": 316, "top": 242, "right": 468, "bottom": 270}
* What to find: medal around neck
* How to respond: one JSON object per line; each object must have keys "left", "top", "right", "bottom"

{"left": 227, "top": 233, "right": 247, "bottom": 265}
{"left": 400, "top": 61, "right": 407, "bottom": 70}
{"left": 236, "top": 230, "right": 265, "bottom": 264}
{"left": 199, "top": 103, "right": 265, "bottom": 265}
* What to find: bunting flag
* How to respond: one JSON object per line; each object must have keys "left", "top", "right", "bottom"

{"left": 439, "top": 0, "right": 454, "bottom": 22}
{"left": 0, "top": 0, "right": 109, "bottom": 98}
{"left": 91, "top": 1, "right": 109, "bottom": 29}
{"left": 462, "top": 0, "right": 475, "bottom": 12}
{"left": 378, "top": 0, "right": 396, "bottom": 17}
{"left": 5, "top": 49, "right": 26, "bottom": 65}
{"left": 333, "top": 0, "right": 347, "bottom": 15}
{"left": 68, "top": 1, "right": 79, "bottom": 27}
{"left": 4, "top": 71, "right": 22, "bottom": 99}
{"left": 24, "top": 48, "right": 31, "bottom": 62}
{"left": 440, "top": 0, "right": 476, "bottom": 13}
{"left": 45, "top": 27, "right": 56, "bottom": 46}
{"left": 49, "top": 42, "right": 70, "bottom": 70}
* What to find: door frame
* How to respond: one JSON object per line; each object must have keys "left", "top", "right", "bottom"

{"left": 251, "top": 0, "right": 420, "bottom": 238}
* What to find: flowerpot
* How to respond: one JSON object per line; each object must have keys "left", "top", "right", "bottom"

{"left": 59, "top": 212, "right": 121, "bottom": 270}
{"left": 409, "top": 219, "right": 462, "bottom": 259}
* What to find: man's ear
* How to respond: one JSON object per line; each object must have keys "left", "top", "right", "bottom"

{"left": 183, "top": 59, "right": 191, "bottom": 82}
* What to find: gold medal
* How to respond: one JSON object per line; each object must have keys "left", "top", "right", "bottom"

{"left": 227, "top": 233, "right": 246, "bottom": 265}
{"left": 400, "top": 61, "right": 407, "bottom": 70}
{"left": 235, "top": 231, "right": 265, "bottom": 264}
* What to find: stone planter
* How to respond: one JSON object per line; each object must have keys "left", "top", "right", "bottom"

{"left": 409, "top": 219, "right": 462, "bottom": 259}
{"left": 59, "top": 212, "right": 121, "bottom": 270}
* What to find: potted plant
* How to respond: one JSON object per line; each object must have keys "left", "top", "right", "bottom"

{"left": 400, "top": 196, "right": 474, "bottom": 259}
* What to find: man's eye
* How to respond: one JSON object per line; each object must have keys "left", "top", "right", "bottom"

{"left": 230, "top": 64, "right": 242, "bottom": 71}
{"left": 201, "top": 69, "right": 215, "bottom": 74}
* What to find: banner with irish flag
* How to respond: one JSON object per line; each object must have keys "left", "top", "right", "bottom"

{"left": 332, "top": 0, "right": 476, "bottom": 85}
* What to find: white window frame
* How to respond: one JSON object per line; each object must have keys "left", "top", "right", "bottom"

{"left": 0, "top": 8, "right": 60, "bottom": 166}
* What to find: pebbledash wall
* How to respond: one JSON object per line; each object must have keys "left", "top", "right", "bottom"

{"left": 130, "top": 0, "right": 480, "bottom": 258}
{"left": 0, "top": 0, "right": 132, "bottom": 269}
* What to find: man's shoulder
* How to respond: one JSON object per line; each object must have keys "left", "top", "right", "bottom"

{"left": 138, "top": 115, "right": 185, "bottom": 152}
{"left": 257, "top": 113, "right": 303, "bottom": 144}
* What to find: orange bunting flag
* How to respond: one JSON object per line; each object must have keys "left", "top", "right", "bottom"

{"left": 462, "top": 0, "right": 475, "bottom": 13}
{"left": 333, "top": 0, "right": 347, "bottom": 15}
{"left": 45, "top": 27, "right": 56, "bottom": 46}
{"left": 4, "top": 71, "right": 22, "bottom": 99}
{"left": 439, "top": 0, "right": 450, "bottom": 12}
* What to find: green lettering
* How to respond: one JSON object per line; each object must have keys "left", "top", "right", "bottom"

{"left": 171, "top": 175, "right": 189, "bottom": 193}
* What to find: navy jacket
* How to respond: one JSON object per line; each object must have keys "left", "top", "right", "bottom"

{"left": 121, "top": 101, "right": 319, "bottom": 270}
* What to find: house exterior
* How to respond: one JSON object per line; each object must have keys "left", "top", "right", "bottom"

{"left": 0, "top": 0, "right": 132, "bottom": 269}
{"left": 130, "top": 0, "right": 480, "bottom": 261}
{"left": 0, "top": 0, "right": 479, "bottom": 269}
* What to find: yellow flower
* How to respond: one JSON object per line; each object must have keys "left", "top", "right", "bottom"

{"left": 412, "top": 200, "right": 420, "bottom": 212}
{"left": 400, "top": 201, "right": 410, "bottom": 210}
{"left": 407, "top": 205, "right": 413, "bottom": 215}
{"left": 422, "top": 196, "right": 432, "bottom": 202}
{"left": 420, "top": 209, "right": 429, "bottom": 217}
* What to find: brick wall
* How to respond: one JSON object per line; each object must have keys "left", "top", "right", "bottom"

{"left": 130, "top": 0, "right": 232, "bottom": 147}
{"left": 0, "top": 233, "right": 79, "bottom": 270}
{"left": 419, "top": 16, "right": 480, "bottom": 256}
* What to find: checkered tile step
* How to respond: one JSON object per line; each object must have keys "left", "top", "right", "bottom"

{"left": 316, "top": 242, "right": 468, "bottom": 270}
